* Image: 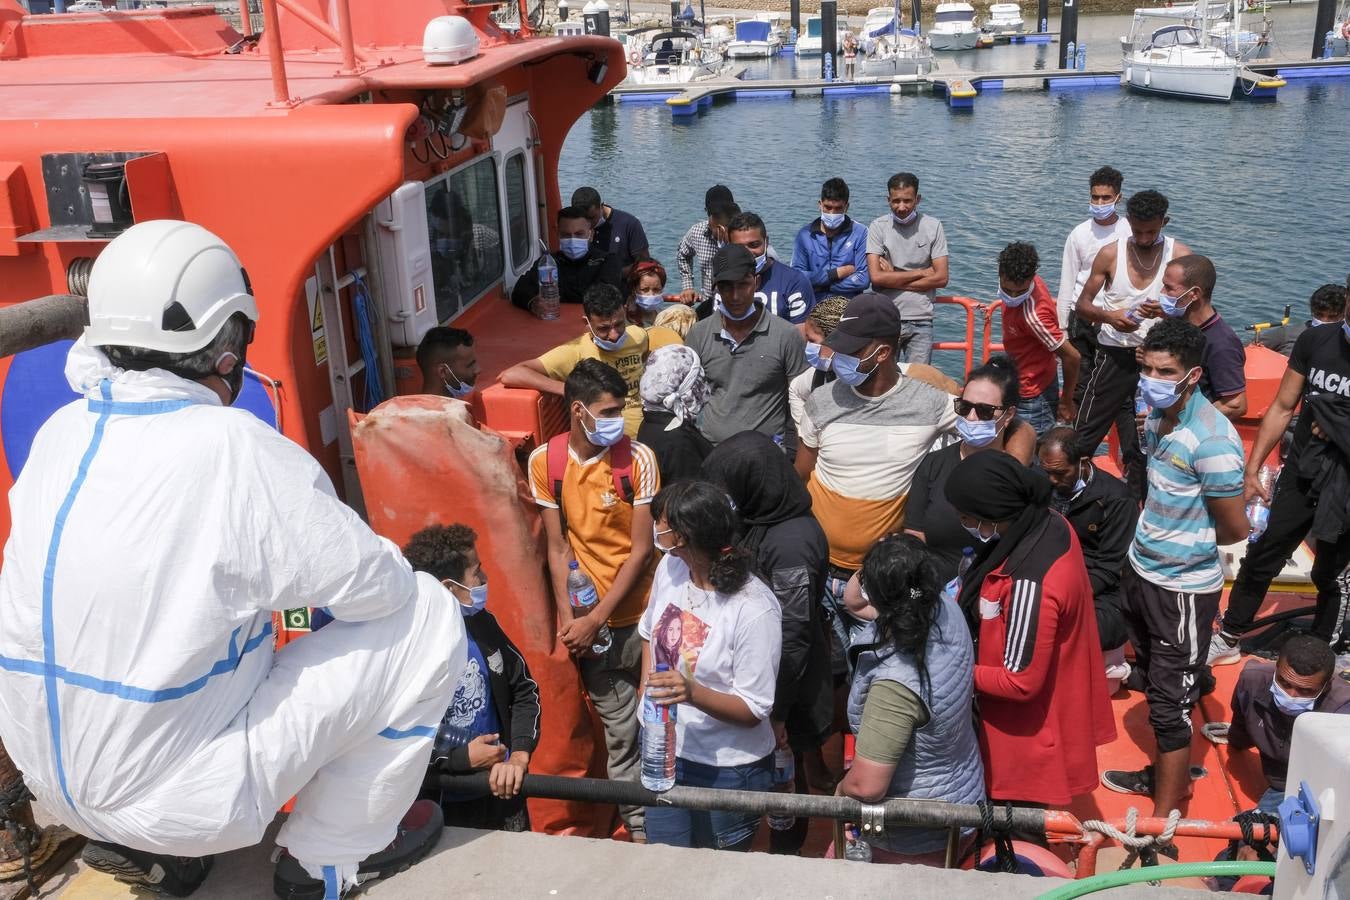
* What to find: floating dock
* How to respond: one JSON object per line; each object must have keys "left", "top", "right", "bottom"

{"left": 608, "top": 55, "right": 1350, "bottom": 119}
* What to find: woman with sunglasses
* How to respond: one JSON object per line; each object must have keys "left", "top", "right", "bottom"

{"left": 903, "top": 355, "right": 1036, "bottom": 584}
{"left": 942, "top": 451, "right": 1114, "bottom": 811}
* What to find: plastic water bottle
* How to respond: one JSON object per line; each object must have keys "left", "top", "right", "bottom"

{"left": 1135, "top": 387, "right": 1151, "bottom": 449}
{"left": 844, "top": 823, "right": 873, "bottom": 862}
{"left": 1246, "top": 465, "right": 1278, "bottom": 542}
{"left": 768, "top": 747, "right": 796, "bottom": 831}
{"left": 535, "top": 245, "right": 561, "bottom": 321}
{"left": 567, "top": 561, "right": 612, "bottom": 656}
{"left": 431, "top": 720, "right": 474, "bottom": 764}
{"left": 641, "top": 664, "right": 677, "bottom": 792}
{"left": 941, "top": 547, "right": 975, "bottom": 604}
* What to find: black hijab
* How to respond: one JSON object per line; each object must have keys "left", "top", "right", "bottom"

{"left": 944, "top": 451, "right": 1053, "bottom": 631}
{"left": 702, "top": 430, "right": 813, "bottom": 552}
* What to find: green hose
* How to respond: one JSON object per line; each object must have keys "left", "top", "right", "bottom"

{"left": 1036, "top": 860, "right": 1277, "bottom": 899}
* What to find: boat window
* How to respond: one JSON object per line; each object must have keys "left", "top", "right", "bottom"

{"left": 424, "top": 156, "right": 505, "bottom": 322}
{"left": 935, "top": 10, "right": 972, "bottom": 23}
{"left": 503, "top": 152, "right": 532, "bottom": 275}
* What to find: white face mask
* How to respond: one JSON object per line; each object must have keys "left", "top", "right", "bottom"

{"left": 962, "top": 520, "right": 999, "bottom": 544}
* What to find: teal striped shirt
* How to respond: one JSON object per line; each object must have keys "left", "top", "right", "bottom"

{"left": 1128, "top": 391, "right": 1244, "bottom": 593}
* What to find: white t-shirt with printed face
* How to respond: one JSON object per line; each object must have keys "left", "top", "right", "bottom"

{"left": 639, "top": 554, "right": 782, "bottom": 767}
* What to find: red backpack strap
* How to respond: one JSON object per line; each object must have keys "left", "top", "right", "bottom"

{"left": 546, "top": 433, "right": 571, "bottom": 531}
{"left": 609, "top": 436, "right": 635, "bottom": 504}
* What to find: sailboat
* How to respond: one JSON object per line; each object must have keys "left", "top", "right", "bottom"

{"left": 861, "top": 0, "right": 934, "bottom": 75}
{"left": 1121, "top": 0, "right": 1242, "bottom": 101}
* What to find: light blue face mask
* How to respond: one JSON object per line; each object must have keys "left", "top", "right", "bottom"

{"left": 588, "top": 322, "right": 629, "bottom": 353}
{"left": 831, "top": 345, "right": 882, "bottom": 387}
{"left": 1137, "top": 369, "right": 1197, "bottom": 410}
{"left": 999, "top": 285, "right": 1033, "bottom": 308}
{"left": 1342, "top": 321, "right": 1350, "bottom": 342}
{"left": 1270, "top": 679, "right": 1318, "bottom": 716}
{"left": 804, "top": 342, "right": 833, "bottom": 372}
{"left": 447, "top": 578, "right": 488, "bottom": 615}
{"left": 715, "top": 295, "right": 759, "bottom": 322}
{"left": 820, "top": 211, "right": 846, "bottom": 229}
{"left": 441, "top": 366, "right": 473, "bottom": 399}
{"left": 635, "top": 293, "right": 666, "bottom": 311}
{"left": 892, "top": 210, "right": 917, "bottom": 226}
{"left": 559, "top": 237, "right": 590, "bottom": 260}
{"left": 583, "top": 404, "right": 625, "bottom": 447}
{"left": 961, "top": 521, "right": 999, "bottom": 544}
{"left": 753, "top": 251, "right": 768, "bottom": 274}
{"left": 1158, "top": 288, "right": 1196, "bottom": 318}
{"left": 956, "top": 415, "right": 1002, "bottom": 447}
{"left": 1089, "top": 202, "right": 1116, "bottom": 221}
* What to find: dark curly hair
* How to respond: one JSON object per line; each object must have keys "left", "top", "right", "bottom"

{"left": 998, "top": 241, "right": 1039, "bottom": 283}
{"left": 1142, "top": 317, "right": 1207, "bottom": 371}
{"left": 402, "top": 523, "right": 477, "bottom": 584}
{"left": 1089, "top": 166, "right": 1123, "bottom": 192}
{"left": 1126, "top": 189, "right": 1169, "bottom": 223}
{"left": 965, "top": 353, "right": 1021, "bottom": 409}
{"left": 652, "top": 480, "right": 752, "bottom": 594}
{"left": 858, "top": 534, "right": 943, "bottom": 700}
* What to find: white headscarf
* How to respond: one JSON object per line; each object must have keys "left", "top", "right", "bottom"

{"left": 640, "top": 345, "right": 711, "bottom": 431}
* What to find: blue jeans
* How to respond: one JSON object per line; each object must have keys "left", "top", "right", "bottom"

{"left": 1017, "top": 381, "right": 1060, "bottom": 437}
{"left": 646, "top": 755, "right": 774, "bottom": 851}
{"left": 900, "top": 320, "right": 933, "bottom": 365}
{"left": 1257, "top": 786, "right": 1283, "bottom": 814}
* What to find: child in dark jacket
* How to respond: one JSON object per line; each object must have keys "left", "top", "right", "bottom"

{"left": 404, "top": 524, "right": 541, "bottom": 831}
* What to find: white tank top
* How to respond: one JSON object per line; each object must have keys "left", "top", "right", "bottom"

{"left": 1098, "top": 235, "right": 1174, "bottom": 348}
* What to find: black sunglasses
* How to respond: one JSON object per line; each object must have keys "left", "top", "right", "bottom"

{"left": 953, "top": 398, "right": 1006, "bottom": 421}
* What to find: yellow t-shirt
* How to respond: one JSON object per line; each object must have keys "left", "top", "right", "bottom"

{"left": 537, "top": 326, "right": 683, "bottom": 437}
{"left": 528, "top": 439, "right": 660, "bottom": 627}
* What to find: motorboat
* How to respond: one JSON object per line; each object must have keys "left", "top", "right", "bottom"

{"left": 1121, "top": 3, "right": 1241, "bottom": 101}
{"left": 1327, "top": 0, "right": 1350, "bottom": 55}
{"left": 930, "top": 2, "right": 979, "bottom": 50}
{"left": 754, "top": 11, "right": 789, "bottom": 49}
{"left": 703, "top": 19, "right": 734, "bottom": 54}
{"left": 797, "top": 15, "right": 823, "bottom": 54}
{"left": 862, "top": 4, "right": 934, "bottom": 75}
{"left": 726, "top": 18, "right": 777, "bottom": 58}
{"left": 981, "top": 2, "right": 1025, "bottom": 34}
{"left": 624, "top": 29, "right": 726, "bottom": 84}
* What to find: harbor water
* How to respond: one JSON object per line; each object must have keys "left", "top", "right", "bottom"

{"left": 560, "top": 7, "right": 1350, "bottom": 374}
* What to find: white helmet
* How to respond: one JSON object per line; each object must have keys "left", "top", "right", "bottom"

{"left": 85, "top": 220, "right": 259, "bottom": 354}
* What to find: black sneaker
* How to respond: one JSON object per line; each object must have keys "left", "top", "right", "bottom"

{"left": 1101, "top": 766, "right": 1154, "bottom": 796}
{"left": 81, "top": 840, "right": 213, "bottom": 896}
{"left": 273, "top": 799, "right": 444, "bottom": 900}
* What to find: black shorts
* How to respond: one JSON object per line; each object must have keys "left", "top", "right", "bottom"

{"left": 1122, "top": 566, "right": 1221, "bottom": 754}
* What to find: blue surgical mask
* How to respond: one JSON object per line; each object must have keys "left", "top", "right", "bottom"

{"left": 588, "top": 322, "right": 629, "bottom": 353}
{"left": 715, "top": 296, "right": 759, "bottom": 322}
{"left": 1089, "top": 202, "right": 1116, "bottom": 221}
{"left": 446, "top": 578, "right": 488, "bottom": 615}
{"left": 831, "top": 345, "right": 882, "bottom": 387}
{"left": 892, "top": 210, "right": 917, "bottom": 226}
{"left": 635, "top": 292, "right": 666, "bottom": 311}
{"left": 441, "top": 366, "right": 473, "bottom": 399}
{"left": 1158, "top": 288, "right": 1195, "bottom": 318}
{"left": 559, "top": 237, "right": 590, "bottom": 260}
{"left": 821, "top": 211, "right": 846, "bottom": 229}
{"left": 1270, "top": 680, "right": 1318, "bottom": 716}
{"left": 805, "top": 342, "right": 833, "bottom": 372}
{"left": 956, "top": 415, "right": 1002, "bottom": 447}
{"left": 753, "top": 251, "right": 768, "bottom": 274}
{"left": 1137, "top": 368, "right": 1197, "bottom": 410}
{"left": 583, "top": 404, "right": 625, "bottom": 447}
{"left": 962, "top": 521, "right": 999, "bottom": 544}
{"left": 999, "top": 285, "right": 1033, "bottom": 308}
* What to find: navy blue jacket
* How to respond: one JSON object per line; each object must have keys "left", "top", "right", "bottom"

{"left": 791, "top": 217, "right": 871, "bottom": 299}
{"left": 757, "top": 259, "right": 817, "bottom": 324}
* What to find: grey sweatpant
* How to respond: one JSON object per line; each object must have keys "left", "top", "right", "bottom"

{"left": 580, "top": 622, "right": 645, "bottom": 835}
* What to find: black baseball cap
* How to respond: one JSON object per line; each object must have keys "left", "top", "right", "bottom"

{"left": 825, "top": 292, "right": 904, "bottom": 355}
{"left": 711, "top": 244, "right": 756, "bottom": 284}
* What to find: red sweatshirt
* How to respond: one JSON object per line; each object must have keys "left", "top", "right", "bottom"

{"left": 972, "top": 514, "right": 1116, "bottom": 805}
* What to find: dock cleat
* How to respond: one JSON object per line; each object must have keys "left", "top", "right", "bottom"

{"left": 273, "top": 799, "right": 443, "bottom": 900}
{"left": 81, "top": 841, "right": 213, "bottom": 896}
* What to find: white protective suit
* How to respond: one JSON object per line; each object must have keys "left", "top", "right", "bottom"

{"left": 0, "top": 339, "right": 464, "bottom": 884}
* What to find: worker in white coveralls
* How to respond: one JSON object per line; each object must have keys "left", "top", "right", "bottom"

{"left": 0, "top": 220, "right": 465, "bottom": 900}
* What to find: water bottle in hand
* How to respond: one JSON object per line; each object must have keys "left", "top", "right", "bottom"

{"left": 1246, "top": 464, "right": 1278, "bottom": 542}
{"left": 567, "top": 561, "right": 612, "bottom": 656}
{"left": 641, "top": 664, "right": 677, "bottom": 792}
{"left": 768, "top": 747, "right": 796, "bottom": 831}
{"left": 941, "top": 547, "right": 975, "bottom": 604}
{"left": 535, "top": 245, "right": 561, "bottom": 321}
{"left": 431, "top": 719, "right": 473, "bottom": 767}
{"left": 843, "top": 823, "right": 873, "bottom": 862}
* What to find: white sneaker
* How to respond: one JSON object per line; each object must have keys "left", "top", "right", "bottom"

{"left": 1207, "top": 631, "right": 1242, "bottom": 666}
{"left": 1105, "top": 659, "right": 1131, "bottom": 682}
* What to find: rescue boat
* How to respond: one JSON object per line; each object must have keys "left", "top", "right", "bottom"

{"left": 0, "top": 0, "right": 1330, "bottom": 891}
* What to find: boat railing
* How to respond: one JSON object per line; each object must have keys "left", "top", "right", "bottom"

{"left": 932, "top": 295, "right": 1004, "bottom": 375}
{"left": 438, "top": 770, "right": 1280, "bottom": 879}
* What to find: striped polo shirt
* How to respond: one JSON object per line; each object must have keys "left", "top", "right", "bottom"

{"left": 1128, "top": 390, "right": 1244, "bottom": 593}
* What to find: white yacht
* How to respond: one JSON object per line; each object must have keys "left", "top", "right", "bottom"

{"left": 625, "top": 29, "right": 726, "bottom": 84}
{"left": 1121, "top": 4, "right": 1239, "bottom": 101}
{"left": 930, "top": 2, "right": 979, "bottom": 50}
{"left": 861, "top": 5, "right": 934, "bottom": 74}
{"left": 982, "top": 2, "right": 1025, "bottom": 34}
{"left": 797, "top": 15, "right": 824, "bottom": 55}
{"left": 726, "top": 19, "right": 777, "bottom": 58}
